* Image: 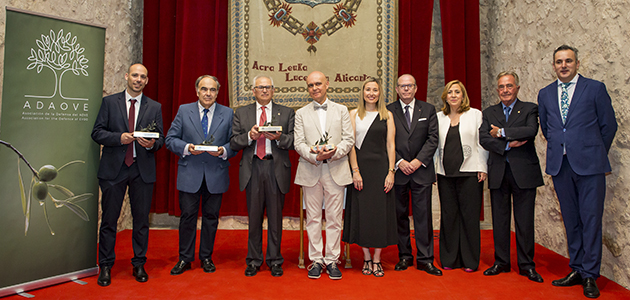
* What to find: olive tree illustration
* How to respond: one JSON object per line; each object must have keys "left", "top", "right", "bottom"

{"left": 25, "top": 29, "right": 89, "bottom": 101}
{"left": 1, "top": 140, "right": 93, "bottom": 236}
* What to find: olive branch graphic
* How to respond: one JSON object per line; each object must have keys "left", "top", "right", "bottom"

{"left": 25, "top": 29, "right": 89, "bottom": 101}
{"left": 1, "top": 140, "right": 93, "bottom": 236}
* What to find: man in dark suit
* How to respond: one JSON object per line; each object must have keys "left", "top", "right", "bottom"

{"left": 479, "top": 71, "right": 544, "bottom": 283}
{"left": 387, "top": 74, "right": 440, "bottom": 276}
{"left": 92, "top": 63, "right": 164, "bottom": 286}
{"left": 538, "top": 45, "right": 617, "bottom": 298}
{"left": 230, "top": 75, "right": 295, "bottom": 277}
{"left": 165, "top": 75, "right": 236, "bottom": 275}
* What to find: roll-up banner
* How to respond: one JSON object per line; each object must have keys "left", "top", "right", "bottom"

{"left": 0, "top": 8, "right": 104, "bottom": 297}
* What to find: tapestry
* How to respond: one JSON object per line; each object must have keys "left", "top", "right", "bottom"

{"left": 229, "top": 0, "right": 398, "bottom": 108}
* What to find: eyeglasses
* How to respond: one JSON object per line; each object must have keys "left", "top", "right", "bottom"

{"left": 397, "top": 84, "right": 416, "bottom": 89}
{"left": 254, "top": 85, "right": 274, "bottom": 90}
{"left": 497, "top": 84, "right": 516, "bottom": 91}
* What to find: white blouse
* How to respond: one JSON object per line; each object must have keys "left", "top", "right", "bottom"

{"left": 355, "top": 111, "right": 378, "bottom": 150}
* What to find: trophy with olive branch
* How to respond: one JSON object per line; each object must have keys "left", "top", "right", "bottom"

{"left": 258, "top": 114, "right": 282, "bottom": 132}
{"left": 133, "top": 120, "right": 160, "bottom": 139}
{"left": 1, "top": 139, "right": 93, "bottom": 236}
{"left": 310, "top": 131, "right": 334, "bottom": 152}
{"left": 194, "top": 134, "right": 219, "bottom": 152}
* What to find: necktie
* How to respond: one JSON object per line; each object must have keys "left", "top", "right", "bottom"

{"left": 201, "top": 108, "right": 209, "bottom": 139}
{"left": 125, "top": 99, "right": 137, "bottom": 167}
{"left": 504, "top": 106, "right": 511, "bottom": 123}
{"left": 560, "top": 82, "right": 572, "bottom": 124}
{"left": 404, "top": 105, "right": 411, "bottom": 128}
{"left": 314, "top": 103, "right": 327, "bottom": 111}
{"left": 257, "top": 106, "right": 267, "bottom": 159}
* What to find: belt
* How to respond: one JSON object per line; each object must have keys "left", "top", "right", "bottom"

{"left": 256, "top": 154, "right": 273, "bottom": 160}
{"left": 322, "top": 159, "right": 328, "bottom": 164}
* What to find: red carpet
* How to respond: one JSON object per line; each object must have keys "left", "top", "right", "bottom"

{"left": 5, "top": 230, "right": 629, "bottom": 299}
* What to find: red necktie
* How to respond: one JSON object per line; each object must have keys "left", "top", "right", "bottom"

{"left": 256, "top": 106, "right": 267, "bottom": 159}
{"left": 125, "top": 99, "right": 137, "bottom": 167}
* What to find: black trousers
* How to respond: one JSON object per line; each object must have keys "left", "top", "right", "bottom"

{"left": 245, "top": 157, "right": 285, "bottom": 267}
{"left": 178, "top": 178, "right": 223, "bottom": 262}
{"left": 394, "top": 181, "right": 434, "bottom": 263}
{"left": 490, "top": 164, "right": 536, "bottom": 270}
{"left": 99, "top": 161, "right": 153, "bottom": 267}
{"left": 437, "top": 175, "right": 482, "bottom": 270}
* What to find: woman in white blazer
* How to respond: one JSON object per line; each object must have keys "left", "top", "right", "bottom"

{"left": 434, "top": 80, "right": 488, "bottom": 272}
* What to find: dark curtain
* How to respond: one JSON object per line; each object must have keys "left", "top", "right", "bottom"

{"left": 142, "top": 0, "right": 480, "bottom": 217}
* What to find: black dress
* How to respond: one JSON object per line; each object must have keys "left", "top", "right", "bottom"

{"left": 342, "top": 116, "right": 397, "bottom": 248}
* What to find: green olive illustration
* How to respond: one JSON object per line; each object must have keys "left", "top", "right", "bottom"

{"left": 33, "top": 181, "right": 49, "bottom": 200}
{"left": 38, "top": 165, "right": 58, "bottom": 182}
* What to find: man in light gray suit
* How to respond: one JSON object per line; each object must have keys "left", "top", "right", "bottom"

{"left": 165, "top": 75, "right": 236, "bottom": 275}
{"left": 294, "top": 71, "right": 354, "bottom": 280}
{"left": 230, "top": 75, "right": 295, "bottom": 277}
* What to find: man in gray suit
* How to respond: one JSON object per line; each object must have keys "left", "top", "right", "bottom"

{"left": 294, "top": 71, "right": 354, "bottom": 280}
{"left": 166, "top": 75, "right": 236, "bottom": 275}
{"left": 230, "top": 75, "right": 295, "bottom": 277}
{"left": 92, "top": 63, "right": 164, "bottom": 286}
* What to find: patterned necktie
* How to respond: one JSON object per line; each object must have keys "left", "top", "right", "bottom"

{"left": 504, "top": 106, "right": 511, "bottom": 123}
{"left": 560, "top": 82, "right": 572, "bottom": 124}
{"left": 125, "top": 99, "right": 137, "bottom": 167}
{"left": 314, "top": 103, "right": 327, "bottom": 111}
{"left": 201, "top": 108, "right": 209, "bottom": 139}
{"left": 256, "top": 106, "right": 267, "bottom": 159}
{"left": 404, "top": 105, "right": 411, "bottom": 128}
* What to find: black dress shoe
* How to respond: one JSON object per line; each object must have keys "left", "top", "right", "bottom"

{"left": 483, "top": 264, "right": 510, "bottom": 276}
{"left": 394, "top": 258, "right": 413, "bottom": 271}
{"left": 245, "top": 264, "right": 260, "bottom": 276}
{"left": 97, "top": 266, "right": 111, "bottom": 287}
{"left": 270, "top": 264, "right": 283, "bottom": 277}
{"left": 583, "top": 278, "right": 600, "bottom": 298}
{"left": 202, "top": 259, "right": 216, "bottom": 273}
{"left": 133, "top": 265, "right": 148, "bottom": 282}
{"left": 552, "top": 270, "right": 583, "bottom": 287}
{"left": 519, "top": 268, "right": 543, "bottom": 283}
{"left": 170, "top": 260, "right": 191, "bottom": 275}
{"left": 417, "top": 262, "right": 443, "bottom": 276}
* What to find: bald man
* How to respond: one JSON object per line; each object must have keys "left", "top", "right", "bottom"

{"left": 92, "top": 64, "right": 165, "bottom": 286}
{"left": 294, "top": 71, "right": 354, "bottom": 280}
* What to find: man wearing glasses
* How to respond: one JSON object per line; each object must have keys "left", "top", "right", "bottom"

{"left": 387, "top": 74, "right": 440, "bottom": 275}
{"left": 294, "top": 71, "right": 354, "bottom": 279}
{"left": 230, "top": 75, "right": 295, "bottom": 277}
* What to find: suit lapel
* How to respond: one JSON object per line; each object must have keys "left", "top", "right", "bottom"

{"left": 567, "top": 75, "right": 586, "bottom": 123}
{"left": 135, "top": 95, "right": 148, "bottom": 130}
{"left": 306, "top": 102, "right": 323, "bottom": 137}
{"left": 393, "top": 101, "right": 410, "bottom": 133}
{"left": 409, "top": 100, "right": 423, "bottom": 135}
{"left": 208, "top": 104, "right": 224, "bottom": 138}
{"left": 187, "top": 103, "right": 205, "bottom": 140}
{"left": 506, "top": 100, "right": 523, "bottom": 126}
{"left": 117, "top": 93, "right": 131, "bottom": 131}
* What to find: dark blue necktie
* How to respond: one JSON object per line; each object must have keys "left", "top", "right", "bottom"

{"left": 404, "top": 105, "right": 411, "bottom": 128}
{"left": 201, "top": 108, "right": 209, "bottom": 139}
{"left": 504, "top": 106, "right": 511, "bottom": 123}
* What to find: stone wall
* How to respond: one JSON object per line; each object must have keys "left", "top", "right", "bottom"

{"left": 479, "top": 0, "right": 630, "bottom": 289}
{"left": 0, "top": 0, "right": 144, "bottom": 231}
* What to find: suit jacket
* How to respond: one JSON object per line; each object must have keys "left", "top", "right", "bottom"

{"left": 165, "top": 102, "right": 235, "bottom": 194}
{"left": 294, "top": 100, "right": 354, "bottom": 187}
{"left": 230, "top": 102, "right": 295, "bottom": 194}
{"left": 387, "top": 99, "right": 438, "bottom": 185}
{"left": 91, "top": 91, "right": 164, "bottom": 183}
{"left": 479, "top": 99, "right": 543, "bottom": 189}
{"left": 538, "top": 74, "right": 617, "bottom": 176}
{"left": 435, "top": 108, "right": 488, "bottom": 175}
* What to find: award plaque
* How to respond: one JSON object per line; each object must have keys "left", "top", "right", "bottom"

{"left": 195, "top": 135, "right": 218, "bottom": 152}
{"left": 258, "top": 125, "right": 282, "bottom": 132}
{"left": 310, "top": 132, "right": 334, "bottom": 152}
{"left": 133, "top": 131, "right": 159, "bottom": 139}
{"left": 134, "top": 120, "right": 159, "bottom": 139}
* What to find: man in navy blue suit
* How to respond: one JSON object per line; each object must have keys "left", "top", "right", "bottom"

{"left": 538, "top": 45, "right": 617, "bottom": 299}
{"left": 166, "top": 75, "right": 235, "bottom": 275}
{"left": 92, "top": 63, "right": 164, "bottom": 286}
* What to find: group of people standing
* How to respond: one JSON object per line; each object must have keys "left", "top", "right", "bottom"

{"left": 92, "top": 44, "right": 616, "bottom": 299}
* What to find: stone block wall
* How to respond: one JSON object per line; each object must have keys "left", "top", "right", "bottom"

{"left": 479, "top": 0, "right": 630, "bottom": 289}
{"left": 0, "top": 0, "right": 144, "bottom": 231}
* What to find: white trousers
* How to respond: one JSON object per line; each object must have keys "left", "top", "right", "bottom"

{"left": 303, "top": 164, "right": 344, "bottom": 265}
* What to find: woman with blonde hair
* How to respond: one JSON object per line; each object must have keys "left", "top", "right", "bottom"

{"left": 342, "top": 77, "right": 397, "bottom": 277}
{"left": 434, "top": 80, "right": 488, "bottom": 272}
